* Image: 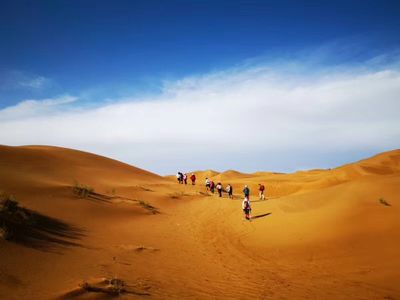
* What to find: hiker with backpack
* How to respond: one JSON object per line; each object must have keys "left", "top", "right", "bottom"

{"left": 258, "top": 184, "right": 265, "bottom": 200}
{"left": 242, "top": 196, "right": 252, "bottom": 220}
{"left": 190, "top": 173, "right": 196, "bottom": 185}
{"left": 216, "top": 182, "right": 223, "bottom": 197}
{"left": 205, "top": 178, "right": 210, "bottom": 191}
{"left": 183, "top": 173, "right": 188, "bottom": 185}
{"left": 243, "top": 185, "right": 250, "bottom": 199}
{"left": 226, "top": 184, "right": 233, "bottom": 199}
{"left": 177, "top": 172, "right": 183, "bottom": 184}
{"left": 210, "top": 180, "right": 215, "bottom": 194}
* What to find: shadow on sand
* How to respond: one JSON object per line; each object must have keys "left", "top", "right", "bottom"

{"left": 1, "top": 201, "right": 85, "bottom": 252}
{"left": 252, "top": 213, "right": 271, "bottom": 219}
{"left": 250, "top": 198, "right": 275, "bottom": 203}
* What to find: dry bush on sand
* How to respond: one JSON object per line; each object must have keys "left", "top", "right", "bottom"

{"left": 72, "top": 181, "right": 94, "bottom": 198}
{"left": 138, "top": 200, "right": 159, "bottom": 214}
{"left": 379, "top": 197, "right": 391, "bottom": 206}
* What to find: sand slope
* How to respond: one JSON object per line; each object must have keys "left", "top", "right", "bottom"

{"left": 1, "top": 145, "right": 399, "bottom": 299}
{"left": 0, "top": 145, "right": 164, "bottom": 188}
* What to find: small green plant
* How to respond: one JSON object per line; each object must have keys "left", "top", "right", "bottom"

{"left": 379, "top": 198, "right": 391, "bottom": 206}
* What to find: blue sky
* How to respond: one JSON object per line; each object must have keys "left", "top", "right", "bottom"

{"left": 0, "top": 0, "right": 400, "bottom": 174}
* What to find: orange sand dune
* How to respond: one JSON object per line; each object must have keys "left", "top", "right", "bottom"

{"left": 199, "top": 149, "right": 400, "bottom": 197}
{"left": 1, "top": 145, "right": 399, "bottom": 299}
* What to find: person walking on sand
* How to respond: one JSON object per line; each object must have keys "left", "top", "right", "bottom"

{"left": 210, "top": 180, "right": 215, "bottom": 194}
{"left": 183, "top": 173, "right": 188, "bottom": 185}
{"left": 243, "top": 185, "right": 250, "bottom": 199}
{"left": 179, "top": 172, "right": 184, "bottom": 184}
{"left": 176, "top": 172, "right": 182, "bottom": 184}
{"left": 258, "top": 184, "right": 265, "bottom": 200}
{"left": 242, "top": 196, "right": 252, "bottom": 220}
{"left": 226, "top": 184, "right": 233, "bottom": 199}
{"left": 190, "top": 173, "right": 196, "bottom": 185}
{"left": 216, "top": 182, "right": 223, "bottom": 197}
{"left": 205, "top": 177, "right": 210, "bottom": 191}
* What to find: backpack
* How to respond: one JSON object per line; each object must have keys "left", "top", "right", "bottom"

{"left": 244, "top": 200, "right": 250, "bottom": 209}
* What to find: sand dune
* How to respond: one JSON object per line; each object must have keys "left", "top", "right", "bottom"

{"left": 0, "top": 145, "right": 399, "bottom": 299}
{"left": 194, "top": 149, "right": 400, "bottom": 198}
{"left": 0, "top": 145, "right": 164, "bottom": 188}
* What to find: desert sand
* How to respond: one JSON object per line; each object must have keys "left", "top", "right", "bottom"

{"left": 0, "top": 145, "right": 399, "bottom": 299}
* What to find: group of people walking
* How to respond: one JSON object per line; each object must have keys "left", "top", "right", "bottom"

{"left": 207, "top": 181, "right": 266, "bottom": 221}
{"left": 176, "top": 172, "right": 196, "bottom": 185}
{"left": 205, "top": 178, "right": 234, "bottom": 199}
{"left": 176, "top": 172, "right": 266, "bottom": 221}
{"left": 241, "top": 184, "right": 265, "bottom": 220}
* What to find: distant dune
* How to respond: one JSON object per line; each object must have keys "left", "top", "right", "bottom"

{"left": 188, "top": 149, "right": 400, "bottom": 197}
{"left": 165, "top": 169, "right": 220, "bottom": 183}
{"left": 1, "top": 145, "right": 399, "bottom": 299}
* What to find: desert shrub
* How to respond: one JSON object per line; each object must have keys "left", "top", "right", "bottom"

{"left": 1, "top": 198, "right": 18, "bottom": 213}
{"left": 73, "top": 181, "right": 94, "bottom": 198}
{"left": 0, "top": 194, "right": 39, "bottom": 241}
{"left": 138, "top": 200, "right": 159, "bottom": 214}
{"left": 170, "top": 192, "right": 191, "bottom": 199}
{"left": 0, "top": 226, "right": 11, "bottom": 240}
{"left": 80, "top": 277, "right": 126, "bottom": 295}
{"left": 379, "top": 198, "right": 391, "bottom": 206}
{"left": 107, "top": 277, "right": 125, "bottom": 294}
{"left": 0, "top": 194, "right": 23, "bottom": 240}
{"left": 198, "top": 191, "right": 211, "bottom": 196}
{"left": 135, "top": 185, "right": 154, "bottom": 192}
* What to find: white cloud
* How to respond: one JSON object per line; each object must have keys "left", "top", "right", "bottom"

{"left": 0, "top": 61, "right": 399, "bottom": 174}
{"left": 0, "top": 95, "right": 77, "bottom": 121}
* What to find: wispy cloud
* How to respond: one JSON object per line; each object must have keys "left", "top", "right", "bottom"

{"left": 0, "top": 70, "right": 51, "bottom": 91}
{"left": 0, "top": 56, "right": 399, "bottom": 174}
{"left": 18, "top": 76, "right": 49, "bottom": 89}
